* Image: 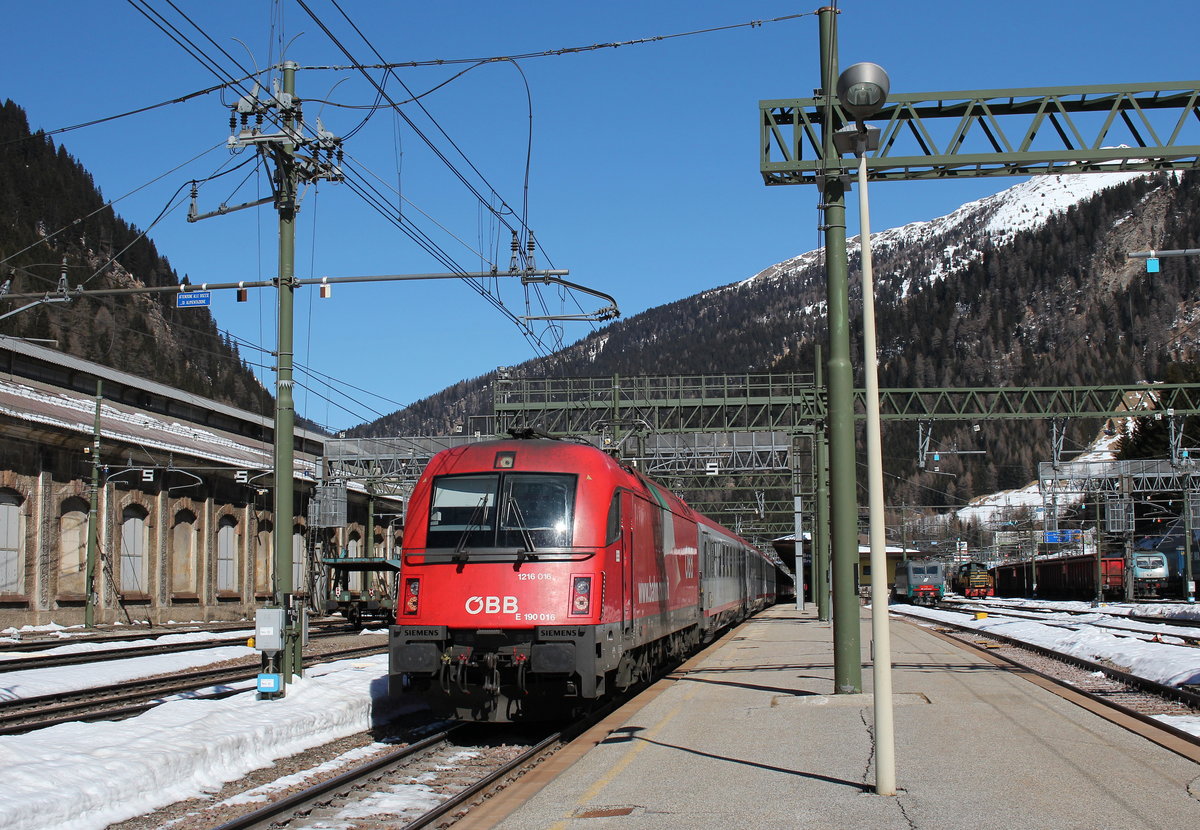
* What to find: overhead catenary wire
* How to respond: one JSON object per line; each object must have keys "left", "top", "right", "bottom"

{"left": 7, "top": 4, "right": 787, "bottom": 434}
{"left": 23, "top": 10, "right": 809, "bottom": 143}
{"left": 300, "top": 11, "right": 812, "bottom": 71}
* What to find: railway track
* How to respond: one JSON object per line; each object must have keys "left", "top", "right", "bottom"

{"left": 204, "top": 724, "right": 562, "bottom": 830}
{"left": 908, "top": 612, "right": 1200, "bottom": 760}
{"left": 0, "top": 642, "right": 386, "bottom": 735}
{"left": 938, "top": 599, "right": 1200, "bottom": 646}
{"left": 0, "top": 618, "right": 357, "bottom": 670}
{"left": 0, "top": 620, "right": 257, "bottom": 653}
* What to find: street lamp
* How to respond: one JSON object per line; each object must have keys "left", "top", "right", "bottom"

{"left": 835, "top": 61, "right": 895, "bottom": 798}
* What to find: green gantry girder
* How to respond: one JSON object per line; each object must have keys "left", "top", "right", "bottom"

{"left": 871, "top": 383, "right": 1200, "bottom": 420}
{"left": 494, "top": 374, "right": 1200, "bottom": 431}
{"left": 761, "top": 81, "right": 1200, "bottom": 184}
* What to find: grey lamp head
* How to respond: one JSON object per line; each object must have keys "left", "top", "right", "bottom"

{"left": 836, "top": 62, "right": 890, "bottom": 121}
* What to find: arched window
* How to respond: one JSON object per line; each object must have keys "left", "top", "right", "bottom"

{"left": 0, "top": 489, "right": 25, "bottom": 594}
{"left": 254, "top": 519, "right": 273, "bottom": 594}
{"left": 216, "top": 515, "right": 239, "bottom": 593}
{"left": 346, "top": 532, "right": 364, "bottom": 591}
{"left": 120, "top": 505, "right": 149, "bottom": 594}
{"left": 58, "top": 497, "right": 89, "bottom": 596}
{"left": 292, "top": 526, "right": 306, "bottom": 594}
{"left": 171, "top": 510, "right": 198, "bottom": 595}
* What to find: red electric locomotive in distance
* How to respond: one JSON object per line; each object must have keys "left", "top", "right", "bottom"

{"left": 387, "top": 435, "right": 780, "bottom": 722}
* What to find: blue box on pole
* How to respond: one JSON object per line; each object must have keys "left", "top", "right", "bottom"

{"left": 257, "top": 673, "right": 282, "bottom": 694}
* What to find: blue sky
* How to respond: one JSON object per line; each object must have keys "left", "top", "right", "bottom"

{"left": 1, "top": 1, "right": 1196, "bottom": 431}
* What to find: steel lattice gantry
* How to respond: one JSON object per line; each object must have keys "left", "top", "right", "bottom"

{"left": 1039, "top": 458, "right": 1200, "bottom": 497}
{"left": 313, "top": 376, "right": 1200, "bottom": 542}
{"left": 871, "top": 384, "right": 1200, "bottom": 420}
{"left": 493, "top": 374, "right": 1200, "bottom": 540}
{"left": 495, "top": 375, "right": 1200, "bottom": 427}
{"left": 760, "top": 82, "right": 1200, "bottom": 185}
{"left": 494, "top": 373, "right": 822, "bottom": 541}
{"left": 318, "top": 435, "right": 491, "bottom": 509}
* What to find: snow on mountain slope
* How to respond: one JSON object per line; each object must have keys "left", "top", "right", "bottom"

{"left": 736, "top": 169, "right": 1151, "bottom": 294}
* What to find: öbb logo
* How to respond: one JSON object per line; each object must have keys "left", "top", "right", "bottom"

{"left": 464, "top": 596, "right": 518, "bottom": 615}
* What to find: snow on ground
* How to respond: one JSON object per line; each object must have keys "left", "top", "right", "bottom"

{"left": 0, "top": 638, "right": 260, "bottom": 705}
{"left": 3, "top": 603, "right": 1200, "bottom": 829}
{"left": 891, "top": 599, "right": 1200, "bottom": 735}
{"left": 0, "top": 653, "right": 404, "bottom": 830}
{"left": 0, "top": 629, "right": 254, "bottom": 662}
{"left": 955, "top": 430, "right": 1129, "bottom": 527}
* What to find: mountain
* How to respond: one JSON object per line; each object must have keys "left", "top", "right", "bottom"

{"left": 351, "top": 167, "right": 1200, "bottom": 506}
{"left": 0, "top": 100, "right": 272, "bottom": 415}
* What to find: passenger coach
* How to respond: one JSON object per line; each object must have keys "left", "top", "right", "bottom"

{"left": 387, "top": 435, "right": 779, "bottom": 721}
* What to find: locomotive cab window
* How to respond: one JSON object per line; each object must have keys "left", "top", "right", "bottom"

{"left": 426, "top": 472, "right": 576, "bottom": 552}
{"left": 605, "top": 492, "right": 621, "bottom": 546}
{"left": 428, "top": 474, "right": 497, "bottom": 549}
{"left": 500, "top": 474, "right": 575, "bottom": 549}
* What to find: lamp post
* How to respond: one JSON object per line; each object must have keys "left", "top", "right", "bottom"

{"left": 834, "top": 61, "right": 895, "bottom": 798}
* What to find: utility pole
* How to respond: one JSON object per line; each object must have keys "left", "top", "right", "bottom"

{"left": 219, "top": 60, "right": 345, "bottom": 695}
{"left": 84, "top": 380, "right": 102, "bottom": 627}
{"left": 817, "top": 6, "right": 862, "bottom": 693}
{"left": 273, "top": 61, "right": 302, "bottom": 687}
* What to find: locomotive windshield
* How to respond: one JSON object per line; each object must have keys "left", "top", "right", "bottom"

{"left": 427, "top": 472, "right": 576, "bottom": 552}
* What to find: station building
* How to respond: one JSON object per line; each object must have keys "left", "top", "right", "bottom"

{"left": 0, "top": 335, "right": 386, "bottom": 629}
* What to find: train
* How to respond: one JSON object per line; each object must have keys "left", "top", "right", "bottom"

{"left": 990, "top": 551, "right": 1173, "bottom": 601}
{"left": 891, "top": 559, "right": 947, "bottom": 605}
{"left": 950, "top": 561, "right": 994, "bottom": 598}
{"left": 386, "top": 435, "right": 781, "bottom": 722}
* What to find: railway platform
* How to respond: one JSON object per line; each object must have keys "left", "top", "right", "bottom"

{"left": 461, "top": 604, "right": 1200, "bottom": 829}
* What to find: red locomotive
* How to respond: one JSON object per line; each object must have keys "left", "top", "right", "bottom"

{"left": 387, "top": 435, "right": 780, "bottom": 722}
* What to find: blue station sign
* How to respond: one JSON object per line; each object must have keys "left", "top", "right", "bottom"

{"left": 176, "top": 291, "right": 212, "bottom": 308}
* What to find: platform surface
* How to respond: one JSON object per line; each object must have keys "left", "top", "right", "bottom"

{"left": 482, "top": 604, "right": 1200, "bottom": 829}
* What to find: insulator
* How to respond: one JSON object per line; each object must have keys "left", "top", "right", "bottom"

{"left": 527, "top": 230, "right": 536, "bottom": 254}
{"left": 229, "top": 113, "right": 236, "bottom": 131}
{"left": 510, "top": 232, "right": 520, "bottom": 253}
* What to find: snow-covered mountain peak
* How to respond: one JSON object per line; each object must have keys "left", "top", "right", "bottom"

{"left": 738, "top": 167, "right": 1152, "bottom": 291}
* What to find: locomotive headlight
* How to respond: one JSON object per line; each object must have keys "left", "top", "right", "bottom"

{"left": 569, "top": 575, "right": 592, "bottom": 616}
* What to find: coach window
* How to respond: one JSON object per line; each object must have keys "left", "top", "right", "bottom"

{"left": 0, "top": 490, "right": 24, "bottom": 595}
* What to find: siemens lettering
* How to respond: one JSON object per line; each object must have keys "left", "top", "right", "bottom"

{"left": 464, "top": 596, "right": 519, "bottom": 615}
